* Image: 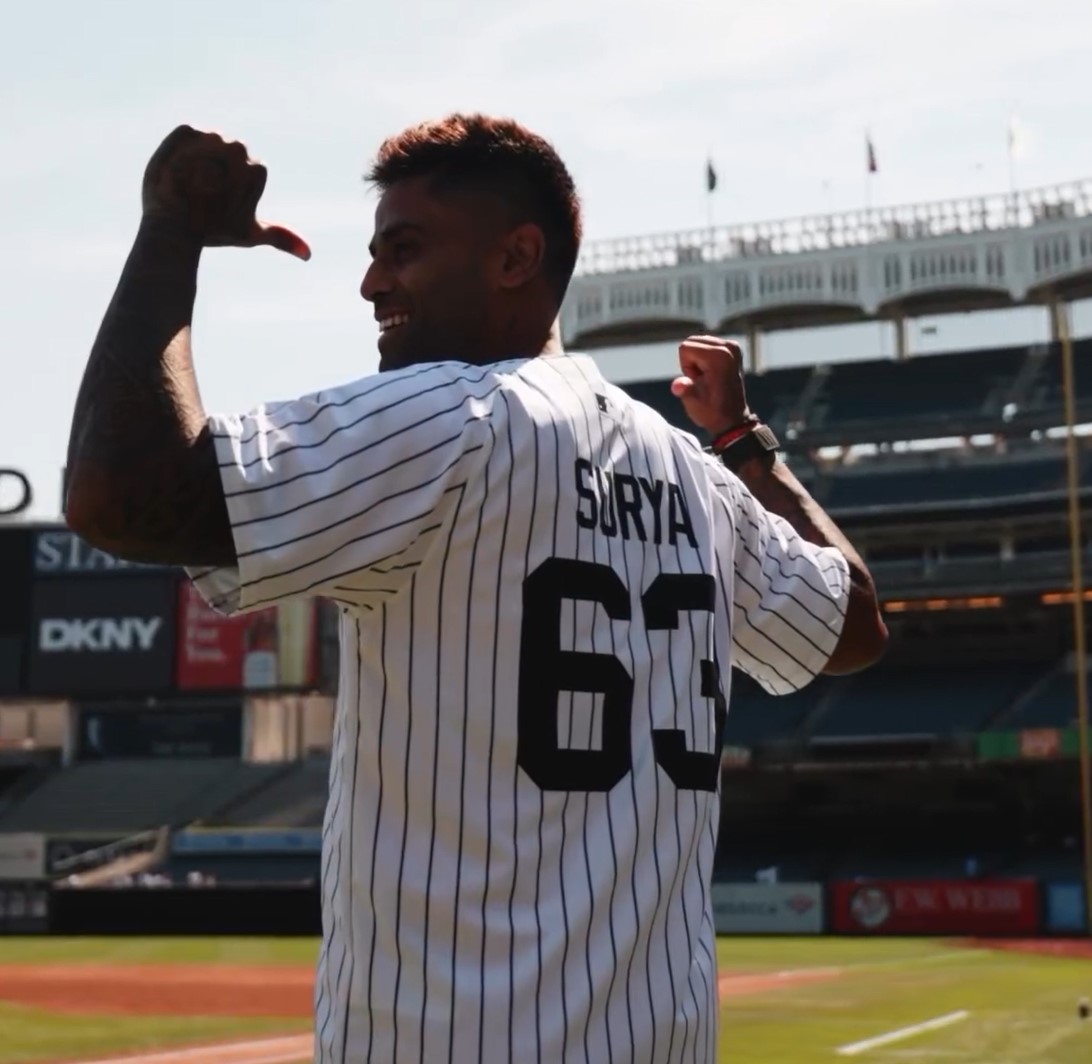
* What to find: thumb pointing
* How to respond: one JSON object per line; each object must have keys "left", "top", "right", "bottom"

{"left": 254, "top": 221, "right": 312, "bottom": 261}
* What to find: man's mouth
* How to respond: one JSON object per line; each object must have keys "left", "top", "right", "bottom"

{"left": 379, "top": 313, "right": 410, "bottom": 333}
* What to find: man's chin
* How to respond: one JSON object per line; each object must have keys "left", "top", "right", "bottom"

{"left": 377, "top": 328, "right": 413, "bottom": 372}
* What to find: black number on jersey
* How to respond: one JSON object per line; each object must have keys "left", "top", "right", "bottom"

{"left": 518, "top": 558, "right": 727, "bottom": 793}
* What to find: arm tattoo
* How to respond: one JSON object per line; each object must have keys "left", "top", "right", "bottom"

{"left": 65, "top": 219, "right": 236, "bottom": 568}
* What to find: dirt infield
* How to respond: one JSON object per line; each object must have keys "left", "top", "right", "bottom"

{"left": 0, "top": 964, "right": 314, "bottom": 1017}
{"left": 960, "top": 937, "right": 1092, "bottom": 960}
{"left": 74, "top": 1035, "right": 315, "bottom": 1064}
{"left": 0, "top": 961, "right": 843, "bottom": 1020}
{"left": 0, "top": 961, "right": 845, "bottom": 1064}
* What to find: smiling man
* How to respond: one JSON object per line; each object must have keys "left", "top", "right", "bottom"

{"left": 64, "top": 114, "right": 886, "bottom": 1064}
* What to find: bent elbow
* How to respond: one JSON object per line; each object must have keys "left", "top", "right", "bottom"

{"left": 822, "top": 612, "right": 889, "bottom": 676}
{"left": 64, "top": 475, "right": 129, "bottom": 558}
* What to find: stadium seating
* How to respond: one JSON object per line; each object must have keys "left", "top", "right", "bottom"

{"left": 811, "top": 346, "right": 1028, "bottom": 427}
{"left": 209, "top": 757, "right": 329, "bottom": 828}
{"left": 724, "top": 671, "right": 833, "bottom": 746}
{"left": 620, "top": 365, "right": 814, "bottom": 436}
{"left": 996, "top": 668, "right": 1090, "bottom": 729}
{"left": 1031, "top": 338, "right": 1092, "bottom": 408}
{"left": 808, "top": 665, "right": 1040, "bottom": 739}
{"left": 823, "top": 454, "right": 1069, "bottom": 512}
{"left": 618, "top": 339, "right": 1091, "bottom": 447}
{"left": 0, "top": 759, "right": 285, "bottom": 834}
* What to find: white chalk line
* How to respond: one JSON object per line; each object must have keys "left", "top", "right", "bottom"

{"left": 71, "top": 1033, "right": 314, "bottom": 1064}
{"left": 837, "top": 1011, "right": 970, "bottom": 1056}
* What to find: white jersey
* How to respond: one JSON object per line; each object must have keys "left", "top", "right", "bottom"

{"left": 189, "top": 353, "right": 849, "bottom": 1064}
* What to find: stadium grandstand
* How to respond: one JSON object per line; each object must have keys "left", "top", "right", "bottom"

{"left": 0, "top": 177, "right": 1089, "bottom": 940}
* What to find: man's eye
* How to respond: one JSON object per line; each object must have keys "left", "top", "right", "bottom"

{"left": 392, "top": 242, "right": 417, "bottom": 264}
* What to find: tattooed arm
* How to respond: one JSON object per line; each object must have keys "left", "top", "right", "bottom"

{"left": 64, "top": 219, "right": 234, "bottom": 567}
{"left": 64, "top": 125, "right": 310, "bottom": 568}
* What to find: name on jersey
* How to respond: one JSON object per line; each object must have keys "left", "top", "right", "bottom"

{"left": 574, "top": 459, "right": 697, "bottom": 548}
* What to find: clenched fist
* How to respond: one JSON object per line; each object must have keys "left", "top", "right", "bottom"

{"left": 141, "top": 125, "right": 311, "bottom": 261}
{"left": 671, "top": 335, "right": 753, "bottom": 436}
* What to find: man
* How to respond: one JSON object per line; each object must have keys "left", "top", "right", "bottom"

{"left": 66, "top": 114, "right": 887, "bottom": 1063}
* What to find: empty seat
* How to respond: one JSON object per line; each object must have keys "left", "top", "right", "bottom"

{"left": 811, "top": 666, "right": 1038, "bottom": 738}
{"left": 1005, "top": 670, "right": 1090, "bottom": 729}
{"left": 825, "top": 456, "right": 1067, "bottom": 512}
{"left": 0, "top": 759, "right": 283, "bottom": 834}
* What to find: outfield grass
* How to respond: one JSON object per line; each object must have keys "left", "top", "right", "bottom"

{"left": 0, "top": 937, "right": 1089, "bottom": 1063}
{"left": 0, "top": 936, "right": 319, "bottom": 966}
{"left": 0, "top": 1006, "right": 307, "bottom": 1064}
{"left": 716, "top": 938, "right": 1092, "bottom": 1063}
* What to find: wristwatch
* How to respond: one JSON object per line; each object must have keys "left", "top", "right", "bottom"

{"left": 708, "top": 418, "right": 781, "bottom": 472}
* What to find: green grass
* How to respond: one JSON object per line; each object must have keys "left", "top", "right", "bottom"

{"left": 0, "top": 1006, "right": 306, "bottom": 1064}
{"left": 0, "top": 936, "right": 319, "bottom": 966}
{"left": 716, "top": 938, "right": 1092, "bottom": 1063}
{"left": 1, "top": 937, "right": 1091, "bottom": 1062}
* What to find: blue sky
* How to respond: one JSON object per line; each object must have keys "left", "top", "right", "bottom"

{"left": 4, "top": 0, "right": 1092, "bottom": 518}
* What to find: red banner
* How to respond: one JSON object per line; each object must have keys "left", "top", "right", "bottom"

{"left": 832, "top": 879, "right": 1039, "bottom": 935}
{"left": 175, "top": 582, "right": 317, "bottom": 691}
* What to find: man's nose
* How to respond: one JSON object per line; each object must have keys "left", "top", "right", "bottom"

{"left": 360, "top": 261, "right": 390, "bottom": 303}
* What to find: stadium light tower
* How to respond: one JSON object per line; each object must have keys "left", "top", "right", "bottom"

{"left": 1054, "top": 299, "right": 1092, "bottom": 937}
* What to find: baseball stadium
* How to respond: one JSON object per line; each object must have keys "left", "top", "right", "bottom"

{"left": 2, "top": 179, "right": 1092, "bottom": 1064}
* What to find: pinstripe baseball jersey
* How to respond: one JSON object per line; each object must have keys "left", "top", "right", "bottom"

{"left": 188, "top": 352, "right": 850, "bottom": 1064}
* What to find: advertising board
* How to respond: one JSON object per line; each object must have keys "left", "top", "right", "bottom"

{"left": 0, "top": 882, "right": 50, "bottom": 934}
{"left": 175, "top": 581, "right": 317, "bottom": 692}
{"left": 0, "top": 526, "right": 32, "bottom": 695}
{"left": 28, "top": 576, "right": 177, "bottom": 696}
{"left": 0, "top": 469, "right": 32, "bottom": 518}
{"left": 33, "top": 527, "right": 175, "bottom": 575}
{"left": 0, "top": 834, "right": 45, "bottom": 881}
{"left": 711, "top": 882, "right": 824, "bottom": 934}
{"left": 1045, "top": 882, "right": 1087, "bottom": 933}
{"left": 832, "top": 879, "right": 1039, "bottom": 935}
{"left": 76, "top": 702, "right": 242, "bottom": 760}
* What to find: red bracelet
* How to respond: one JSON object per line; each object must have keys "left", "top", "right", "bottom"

{"left": 711, "top": 420, "right": 758, "bottom": 453}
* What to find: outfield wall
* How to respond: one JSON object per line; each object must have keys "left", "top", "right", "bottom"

{"left": 2, "top": 828, "right": 1088, "bottom": 936}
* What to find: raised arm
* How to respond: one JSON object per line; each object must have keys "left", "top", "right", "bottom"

{"left": 674, "top": 335, "right": 888, "bottom": 675}
{"left": 64, "top": 125, "right": 310, "bottom": 568}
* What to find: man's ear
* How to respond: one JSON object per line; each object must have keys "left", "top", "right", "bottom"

{"left": 496, "top": 222, "right": 546, "bottom": 290}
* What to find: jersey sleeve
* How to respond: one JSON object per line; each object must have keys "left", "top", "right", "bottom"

{"left": 186, "top": 362, "right": 498, "bottom": 615}
{"left": 708, "top": 457, "right": 851, "bottom": 695}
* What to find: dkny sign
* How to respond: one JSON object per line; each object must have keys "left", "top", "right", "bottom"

{"left": 28, "top": 577, "right": 177, "bottom": 696}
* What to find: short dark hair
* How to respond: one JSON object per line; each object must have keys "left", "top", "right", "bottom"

{"left": 367, "top": 113, "right": 583, "bottom": 304}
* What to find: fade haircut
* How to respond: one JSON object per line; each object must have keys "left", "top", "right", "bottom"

{"left": 367, "top": 113, "right": 583, "bottom": 304}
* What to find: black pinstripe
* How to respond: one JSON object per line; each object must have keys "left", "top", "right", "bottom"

{"left": 419, "top": 476, "right": 465, "bottom": 1058}
{"left": 232, "top": 360, "right": 454, "bottom": 447}
{"left": 666, "top": 442, "right": 718, "bottom": 1064}
{"left": 509, "top": 394, "right": 541, "bottom": 1064}
{"left": 390, "top": 576, "right": 417, "bottom": 1064}
{"left": 446, "top": 425, "right": 490, "bottom": 1063}
{"left": 364, "top": 615, "right": 388, "bottom": 1064}
{"left": 224, "top": 368, "right": 499, "bottom": 477}
{"left": 339, "top": 614, "right": 362, "bottom": 1063}
{"left": 233, "top": 430, "right": 485, "bottom": 534}
{"left": 483, "top": 406, "right": 514, "bottom": 1063}
{"left": 552, "top": 358, "right": 626, "bottom": 1063}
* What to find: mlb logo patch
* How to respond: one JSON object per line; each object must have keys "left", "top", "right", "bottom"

{"left": 595, "top": 393, "right": 618, "bottom": 420}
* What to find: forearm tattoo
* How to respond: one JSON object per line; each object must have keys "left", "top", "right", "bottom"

{"left": 65, "top": 220, "right": 235, "bottom": 567}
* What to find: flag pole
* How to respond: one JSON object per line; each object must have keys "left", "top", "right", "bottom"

{"left": 1007, "top": 114, "right": 1020, "bottom": 226}
{"left": 1055, "top": 299, "right": 1092, "bottom": 938}
{"left": 705, "top": 154, "right": 717, "bottom": 257}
